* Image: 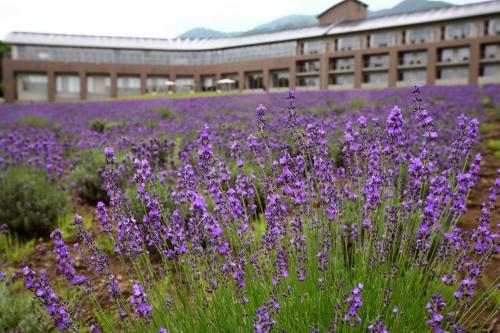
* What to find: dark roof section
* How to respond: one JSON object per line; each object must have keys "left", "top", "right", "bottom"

{"left": 317, "top": 0, "right": 369, "bottom": 18}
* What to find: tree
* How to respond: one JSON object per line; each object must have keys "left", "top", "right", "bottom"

{"left": 0, "top": 42, "right": 11, "bottom": 98}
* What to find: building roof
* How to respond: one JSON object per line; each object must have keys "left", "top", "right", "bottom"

{"left": 318, "top": 0, "right": 368, "bottom": 19}
{"left": 4, "top": 0, "right": 500, "bottom": 51}
{"left": 326, "top": 0, "right": 500, "bottom": 35}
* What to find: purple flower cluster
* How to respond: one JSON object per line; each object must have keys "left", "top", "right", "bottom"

{"left": 50, "top": 229, "right": 86, "bottom": 286}
{"left": 23, "top": 266, "right": 77, "bottom": 331}
{"left": 344, "top": 283, "right": 363, "bottom": 326}
{"left": 130, "top": 283, "right": 152, "bottom": 322}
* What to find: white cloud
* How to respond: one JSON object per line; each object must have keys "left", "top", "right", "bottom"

{"left": 0, "top": 0, "right": 488, "bottom": 39}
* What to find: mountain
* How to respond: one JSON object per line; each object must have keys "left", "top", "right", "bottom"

{"left": 178, "top": 28, "right": 230, "bottom": 39}
{"left": 368, "top": 0, "right": 452, "bottom": 17}
{"left": 178, "top": 15, "right": 318, "bottom": 39}
{"left": 177, "top": 0, "right": 453, "bottom": 39}
{"left": 240, "top": 15, "right": 319, "bottom": 36}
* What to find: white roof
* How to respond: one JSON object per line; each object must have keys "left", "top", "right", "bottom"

{"left": 4, "top": 0, "right": 500, "bottom": 51}
{"left": 327, "top": 0, "right": 500, "bottom": 35}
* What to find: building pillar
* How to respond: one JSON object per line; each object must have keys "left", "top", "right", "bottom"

{"left": 215, "top": 72, "right": 221, "bottom": 92}
{"left": 111, "top": 72, "right": 117, "bottom": 98}
{"left": 171, "top": 74, "right": 176, "bottom": 93}
{"left": 427, "top": 45, "right": 437, "bottom": 85}
{"left": 47, "top": 70, "right": 55, "bottom": 102}
{"left": 140, "top": 72, "right": 147, "bottom": 94}
{"left": 469, "top": 40, "right": 480, "bottom": 84}
{"left": 194, "top": 73, "right": 201, "bottom": 93}
{"left": 354, "top": 52, "right": 363, "bottom": 89}
{"left": 320, "top": 55, "right": 329, "bottom": 90}
{"left": 2, "top": 59, "right": 15, "bottom": 103}
{"left": 289, "top": 60, "right": 296, "bottom": 90}
{"left": 239, "top": 71, "right": 245, "bottom": 92}
{"left": 388, "top": 49, "right": 398, "bottom": 88}
{"left": 262, "top": 67, "right": 269, "bottom": 92}
{"left": 79, "top": 72, "right": 87, "bottom": 101}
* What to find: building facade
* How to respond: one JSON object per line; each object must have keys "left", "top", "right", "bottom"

{"left": 2, "top": 0, "right": 500, "bottom": 103}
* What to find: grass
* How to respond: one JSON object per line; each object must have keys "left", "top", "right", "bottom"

{"left": 118, "top": 90, "right": 240, "bottom": 100}
{"left": 349, "top": 98, "right": 366, "bottom": 109}
{"left": 17, "top": 116, "right": 59, "bottom": 130}
{"left": 0, "top": 231, "right": 36, "bottom": 264}
{"left": 487, "top": 139, "right": 500, "bottom": 159}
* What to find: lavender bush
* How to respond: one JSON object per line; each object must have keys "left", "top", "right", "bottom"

{"left": 0, "top": 85, "right": 498, "bottom": 332}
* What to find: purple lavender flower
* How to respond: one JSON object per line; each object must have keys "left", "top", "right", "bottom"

{"left": 90, "top": 323, "right": 102, "bottom": 333}
{"left": 23, "top": 266, "right": 77, "bottom": 331}
{"left": 50, "top": 229, "right": 86, "bottom": 286}
{"left": 254, "top": 301, "right": 276, "bottom": 333}
{"left": 256, "top": 104, "right": 267, "bottom": 132}
{"left": 426, "top": 294, "right": 448, "bottom": 333}
{"left": 130, "top": 283, "right": 152, "bottom": 322}
{"left": 368, "top": 319, "right": 388, "bottom": 333}
{"left": 344, "top": 283, "right": 364, "bottom": 326}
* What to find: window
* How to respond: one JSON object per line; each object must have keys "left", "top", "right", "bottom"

{"left": 439, "top": 47, "right": 470, "bottom": 62}
{"left": 297, "top": 76, "right": 320, "bottom": 87}
{"left": 399, "top": 51, "right": 428, "bottom": 66}
{"left": 330, "top": 74, "right": 354, "bottom": 86}
{"left": 117, "top": 76, "right": 141, "bottom": 95}
{"left": 245, "top": 72, "right": 264, "bottom": 90}
{"left": 117, "top": 50, "right": 144, "bottom": 64}
{"left": 398, "top": 69, "right": 427, "bottom": 82}
{"left": 364, "top": 54, "right": 389, "bottom": 68}
{"left": 201, "top": 75, "right": 216, "bottom": 91}
{"left": 370, "top": 32, "right": 398, "bottom": 48}
{"left": 221, "top": 73, "right": 239, "bottom": 90}
{"left": 406, "top": 28, "right": 435, "bottom": 44}
{"left": 337, "top": 36, "right": 362, "bottom": 51}
{"left": 330, "top": 57, "right": 355, "bottom": 71}
{"left": 444, "top": 23, "right": 477, "bottom": 40}
{"left": 438, "top": 67, "right": 469, "bottom": 79}
{"left": 482, "top": 44, "right": 499, "bottom": 59}
{"left": 297, "top": 60, "right": 320, "bottom": 73}
{"left": 56, "top": 75, "right": 80, "bottom": 93}
{"left": 146, "top": 76, "right": 169, "bottom": 93}
{"left": 303, "top": 40, "right": 326, "bottom": 55}
{"left": 363, "top": 72, "right": 388, "bottom": 84}
{"left": 488, "top": 19, "right": 500, "bottom": 35}
{"left": 16, "top": 74, "right": 48, "bottom": 101}
{"left": 481, "top": 64, "right": 499, "bottom": 77}
{"left": 87, "top": 75, "right": 111, "bottom": 95}
{"left": 270, "top": 69, "right": 290, "bottom": 88}
{"left": 15, "top": 43, "right": 297, "bottom": 65}
{"left": 176, "top": 76, "right": 195, "bottom": 93}
{"left": 18, "top": 74, "right": 48, "bottom": 93}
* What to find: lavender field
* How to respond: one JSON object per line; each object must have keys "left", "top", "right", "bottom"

{"left": 0, "top": 85, "right": 499, "bottom": 332}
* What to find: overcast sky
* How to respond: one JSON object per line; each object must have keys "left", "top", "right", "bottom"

{"left": 0, "top": 0, "right": 487, "bottom": 39}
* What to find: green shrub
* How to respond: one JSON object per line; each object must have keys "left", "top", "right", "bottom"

{"left": 155, "top": 107, "right": 175, "bottom": 119}
{"left": 0, "top": 283, "right": 52, "bottom": 332}
{"left": 349, "top": 98, "right": 366, "bottom": 109}
{"left": 482, "top": 96, "right": 493, "bottom": 108}
{"left": 145, "top": 119, "right": 158, "bottom": 128}
{"left": 71, "top": 149, "right": 107, "bottom": 205}
{"left": 90, "top": 118, "right": 107, "bottom": 133}
{"left": 90, "top": 118, "right": 128, "bottom": 133}
{"left": 17, "top": 116, "right": 59, "bottom": 129}
{"left": 105, "top": 119, "right": 128, "bottom": 130}
{"left": 0, "top": 166, "right": 67, "bottom": 238}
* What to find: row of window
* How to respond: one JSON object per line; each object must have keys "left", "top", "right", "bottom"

{"left": 16, "top": 61, "right": 500, "bottom": 99}
{"left": 15, "top": 42, "right": 297, "bottom": 66}
{"left": 302, "top": 19, "right": 500, "bottom": 54}
{"left": 303, "top": 43, "right": 500, "bottom": 74}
